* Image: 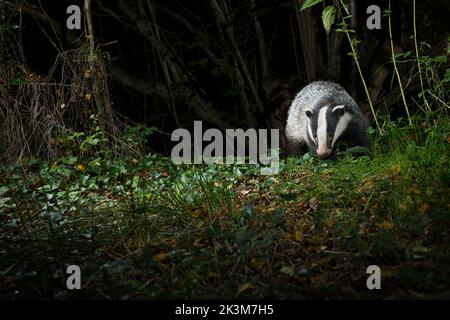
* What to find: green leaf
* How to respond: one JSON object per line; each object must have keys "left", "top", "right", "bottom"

{"left": 302, "top": 152, "right": 311, "bottom": 161}
{"left": 338, "top": 146, "right": 370, "bottom": 156}
{"left": 322, "top": 6, "right": 336, "bottom": 34}
{"left": 433, "top": 55, "right": 447, "bottom": 63}
{"left": 280, "top": 265, "right": 295, "bottom": 276}
{"left": 383, "top": 9, "right": 392, "bottom": 17}
{"left": 300, "top": 0, "right": 322, "bottom": 11}
{"left": 0, "top": 186, "right": 9, "bottom": 196}
{"left": 394, "top": 51, "right": 412, "bottom": 60}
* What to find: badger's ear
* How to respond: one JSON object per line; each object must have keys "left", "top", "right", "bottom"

{"left": 332, "top": 105, "right": 345, "bottom": 116}
{"left": 305, "top": 109, "right": 313, "bottom": 118}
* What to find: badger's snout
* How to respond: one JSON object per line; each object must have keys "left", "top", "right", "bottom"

{"left": 317, "top": 149, "right": 332, "bottom": 159}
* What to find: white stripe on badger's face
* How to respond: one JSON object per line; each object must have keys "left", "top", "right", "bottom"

{"left": 306, "top": 117, "right": 316, "bottom": 145}
{"left": 332, "top": 105, "right": 345, "bottom": 113}
{"left": 332, "top": 112, "right": 352, "bottom": 146}
{"left": 316, "top": 106, "right": 329, "bottom": 157}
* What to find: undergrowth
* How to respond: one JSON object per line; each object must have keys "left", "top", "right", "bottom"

{"left": 0, "top": 116, "right": 449, "bottom": 299}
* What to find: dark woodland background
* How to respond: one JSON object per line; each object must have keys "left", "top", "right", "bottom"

{"left": 0, "top": 0, "right": 449, "bottom": 158}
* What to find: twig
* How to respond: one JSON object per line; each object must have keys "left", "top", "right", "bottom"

{"left": 323, "top": 250, "right": 352, "bottom": 255}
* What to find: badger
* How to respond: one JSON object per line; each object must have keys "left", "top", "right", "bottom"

{"left": 285, "top": 81, "right": 370, "bottom": 159}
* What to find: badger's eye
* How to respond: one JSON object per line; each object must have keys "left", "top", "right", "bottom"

{"left": 328, "top": 133, "right": 333, "bottom": 139}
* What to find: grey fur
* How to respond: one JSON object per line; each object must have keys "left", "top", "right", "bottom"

{"left": 285, "top": 81, "right": 370, "bottom": 156}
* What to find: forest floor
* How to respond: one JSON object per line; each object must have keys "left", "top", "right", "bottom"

{"left": 0, "top": 117, "right": 449, "bottom": 299}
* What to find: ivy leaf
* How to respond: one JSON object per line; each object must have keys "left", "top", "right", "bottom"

{"left": 322, "top": 6, "right": 336, "bottom": 34}
{"left": 300, "top": 0, "right": 322, "bottom": 11}
{"left": 280, "top": 265, "right": 295, "bottom": 276}
{"left": 302, "top": 152, "right": 311, "bottom": 161}
{"left": 0, "top": 186, "right": 9, "bottom": 196}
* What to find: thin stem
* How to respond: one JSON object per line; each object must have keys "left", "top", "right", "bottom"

{"left": 338, "top": 0, "right": 382, "bottom": 135}
{"left": 428, "top": 91, "right": 450, "bottom": 109}
{"left": 413, "top": 0, "right": 431, "bottom": 112}
{"left": 388, "top": 0, "right": 412, "bottom": 125}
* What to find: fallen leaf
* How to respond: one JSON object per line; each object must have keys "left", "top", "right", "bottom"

{"left": 154, "top": 252, "right": 167, "bottom": 262}
{"left": 237, "top": 283, "right": 253, "bottom": 295}
{"left": 379, "top": 220, "right": 393, "bottom": 230}
{"left": 419, "top": 203, "right": 430, "bottom": 214}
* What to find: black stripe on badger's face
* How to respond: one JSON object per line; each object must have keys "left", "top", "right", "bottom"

{"left": 305, "top": 105, "right": 351, "bottom": 159}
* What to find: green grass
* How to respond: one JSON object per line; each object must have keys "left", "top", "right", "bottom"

{"left": 0, "top": 117, "right": 449, "bottom": 299}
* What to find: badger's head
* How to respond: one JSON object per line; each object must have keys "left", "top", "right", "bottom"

{"left": 304, "top": 105, "right": 353, "bottom": 159}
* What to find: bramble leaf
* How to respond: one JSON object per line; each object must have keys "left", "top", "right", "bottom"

{"left": 300, "top": 0, "right": 322, "bottom": 11}
{"left": 322, "top": 6, "right": 336, "bottom": 34}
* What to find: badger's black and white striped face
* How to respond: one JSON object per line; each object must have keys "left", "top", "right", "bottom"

{"left": 305, "top": 105, "right": 352, "bottom": 159}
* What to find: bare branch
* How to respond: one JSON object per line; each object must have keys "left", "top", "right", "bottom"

{"left": 108, "top": 64, "right": 232, "bottom": 129}
{"left": 211, "top": 0, "right": 266, "bottom": 117}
